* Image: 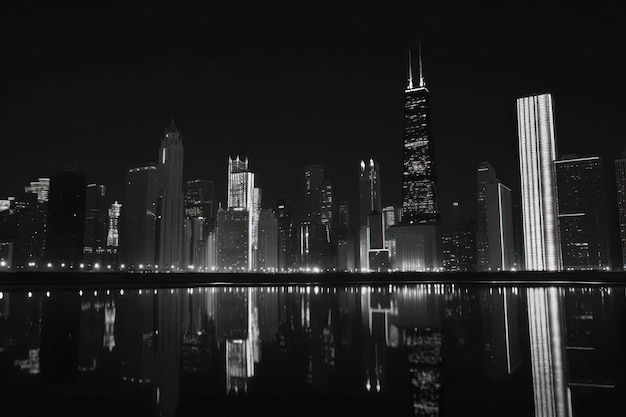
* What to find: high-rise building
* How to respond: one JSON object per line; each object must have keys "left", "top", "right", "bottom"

{"left": 120, "top": 164, "right": 157, "bottom": 270}
{"left": 106, "top": 201, "right": 121, "bottom": 267}
{"left": 302, "top": 165, "right": 332, "bottom": 269}
{"left": 257, "top": 209, "right": 278, "bottom": 271}
{"left": 615, "top": 157, "right": 626, "bottom": 270}
{"left": 401, "top": 48, "right": 440, "bottom": 224}
{"left": 184, "top": 179, "right": 214, "bottom": 219}
{"left": 517, "top": 93, "right": 561, "bottom": 271}
{"left": 217, "top": 207, "right": 249, "bottom": 272}
{"left": 555, "top": 156, "right": 610, "bottom": 270}
{"left": 45, "top": 170, "right": 86, "bottom": 267}
{"left": 226, "top": 156, "right": 260, "bottom": 271}
{"left": 388, "top": 48, "right": 442, "bottom": 271}
{"left": 321, "top": 180, "right": 333, "bottom": 243}
{"left": 276, "top": 198, "right": 297, "bottom": 272}
{"left": 304, "top": 165, "right": 324, "bottom": 223}
{"left": 359, "top": 159, "right": 382, "bottom": 226}
{"left": 184, "top": 179, "right": 214, "bottom": 271}
{"left": 156, "top": 120, "right": 184, "bottom": 271}
{"left": 476, "top": 162, "right": 515, "bottom": 271}
{"left": 83, "top": 183, "right": 107, "bottom": 267}
{"left": 336, "top": 201, "right": 355, "bottom": 272}
{"left": 359, "top": 159, "right": 383, "bottom": 271}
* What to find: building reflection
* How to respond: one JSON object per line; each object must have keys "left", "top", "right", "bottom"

{"left": 0, "top": 282, "right": 624, "bottom": 416}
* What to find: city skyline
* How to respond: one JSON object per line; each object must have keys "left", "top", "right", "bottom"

{"left": 3, "top": 4, "right": 624, "bottom": 226}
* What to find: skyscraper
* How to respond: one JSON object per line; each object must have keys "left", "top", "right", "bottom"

{"left": 156, "top": 120, "right": 184, "bottom": 271}
{"left": 120, "top": 164, "right": 157, "bottom": 270}
{"left": 359, "top": 159, "right": 382, "bottom": 226}
{"left": 476, "top": 162, "right": 515, "bottom": 271}
{"left": 276, "top": 198, "right": 297, "bottom": 272}
{"left": 516, "top": 93, "right": 561, "bottom": 271}
{"left": 555, "top": 156, "right": 610, "bottom": 270}
{"left": 225, "top": 156, "right": 260, "bottom": 271}
{"left": 387, "top": 47, "right": 443, "bottom": 271}
{"left": 217, "top": 207, "right": 249, "bottom": 271}
{"left": 183, "top": 179, "right": 214, "bottom": 270}
{"left": 83, "top": 183, "right": 107, "bottom": 267}
{"left": 401, "top": 47, "right": 440, "bottom": 224}
{"left": 257, "top": 209, "right": 278, "bottom": 271}
{"left": 45, "top": 170, "right": 86, "bottom": 267}
{"left": 302, "top": 165, "right": 331, "bottom": 269}
{"left": 615, "top": 156, "right": 626, "bottom": 270}
{"left": 336, "top": 201, "right": 355, "bottom": 272}
{"left": 106, "top": 201, "right": 121, "bottom": 267}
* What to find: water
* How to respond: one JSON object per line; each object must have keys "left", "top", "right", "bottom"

{"left": 0, "top": 279, "right": 623, "bottom": 416}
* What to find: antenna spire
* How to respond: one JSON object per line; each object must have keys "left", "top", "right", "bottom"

{"left": 407, "top": 49, "right": 414, "bottom": 90}
{"left": 418, "top": 42, "right": 426, "bottom": 88}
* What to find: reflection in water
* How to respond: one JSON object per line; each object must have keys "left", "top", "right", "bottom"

{"left": 0, "top": 283, "right": 624, "bottom": 416}
{"left": 527, "top": 288, "right": 571, "bottom": 417}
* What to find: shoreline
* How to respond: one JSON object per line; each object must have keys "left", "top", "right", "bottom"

{"left": 0, "top": 270, "right": 625, "bottom": 290}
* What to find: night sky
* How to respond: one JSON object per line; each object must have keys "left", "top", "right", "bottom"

{"left": 3, "top": 3, "right": 626, "bottom": 230}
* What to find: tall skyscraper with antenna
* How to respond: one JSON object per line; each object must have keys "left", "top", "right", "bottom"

{"left": 388, "top": 46, "right": 443, "bottom": 272}
{"left": 156, "top": 119, "right": 184, "bottom": 271}
{"left": 401, "top": 46, "right": 440, "bottom": 224}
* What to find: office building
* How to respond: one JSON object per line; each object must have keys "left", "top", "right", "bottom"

{"left": 156, "top": 120, "right": 184, "bottom": 271}
{"left": 120, "top": 164, "right": 157, "bottom": 270}
{"left": 555, "top": 156, "right": 610, "bottom": 270}
{"left": 476, "top": 162, "right": 515, "bottom": 271}
{"left": 614, "top": 157, "right": 626, "bottom": 269}
{"left": 401, "top": 48, "right": 440, "bottom": 224}
{"left": 45, "top": 170, "right": 86, "bottom": 267}
{"left": 516, "top": 93, "right": 561, "bottom": 271}
{"left": 83, "top": 183, "right": 107, "bottom": 267}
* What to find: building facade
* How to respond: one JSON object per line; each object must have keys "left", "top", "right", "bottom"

{"left": 516, "top": 93, "right": 561, "bottom": 271}
{"left": 555, "top": 156, "right": 610, "bottom": 270}
{"left": 120, "top": 164, "right": 157, "bottom": 270}
{"left": 156, "top": 120, "right": 184, "bottom": 271}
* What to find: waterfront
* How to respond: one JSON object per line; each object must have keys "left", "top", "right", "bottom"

{"left": 0, "top": 274, "right": 624, "bottom": 416}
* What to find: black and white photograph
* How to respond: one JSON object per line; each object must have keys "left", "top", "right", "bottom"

{"left": 1, "top": 3, "right": 625, "bottom": 416}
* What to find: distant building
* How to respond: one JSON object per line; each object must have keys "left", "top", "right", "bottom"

{"left": 336, "top": 201, "right": 355, "bottom": 272}
{"left": 555, "top": 156, "right": 610, "bottom": 270}
{"left": 257, "top": 209, "right": 278, "bottom": 271}
{"left": 276, "top": 198, "right": 297, "bottom": 271}
{"left": 302, "top": 165, "right": 332, "bottom": 270}
{"left": 359, "top": 159, "right": 382, "bottom": 226}
{"left": 120, "top": 164, "right": 157, "bottom": 270}
{"left": 615, "top": 157, "right": 626, "bottom": 270}
{"left": 106, "top": 201, "right": 121, "bottom": 267}
{"left": 45, "top": 170, "right": 86, "bottom": 267}
{"left": 359, "top": 159, "right": 383, "bottom": 271}
{"left": 516, "top": 93, "right": 561, "bottom": 271}
{"left": 217, "top": 207, "right": 249, "bottom": 272}
{"left": 83, "top": 183, "right": 107, "bottom": 267}
{"left": 156, "top": 120, "right": 184, "bottom": 271}
{"left": 183, "top": 179, "right": 214, "bottom": 271}
{"left": 476, "top": 162, "right": 515, "bottom": 271}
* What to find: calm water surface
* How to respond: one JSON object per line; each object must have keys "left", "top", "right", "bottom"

{"left": 0, "top": 281, "right": 624, "bottom": 416}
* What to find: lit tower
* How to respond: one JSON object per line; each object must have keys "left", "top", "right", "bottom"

{"left": 156, "top": 119, "right": 185, "bottom": 271}
{"left": 516, "top": 93, "right": 561, "bottom": 271}
{"left": 401, "top": 46, "right": 440, "bottom": 224}
{"left": 359, "top": 158, "right": 382, "bottom": 226}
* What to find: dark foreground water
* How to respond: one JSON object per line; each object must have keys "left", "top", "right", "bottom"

{"left": 0, "top": 275, "right": 624, "bottom": 416}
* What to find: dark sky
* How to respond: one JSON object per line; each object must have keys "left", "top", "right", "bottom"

{"left": 2, "top": 2, "right": 626, "bottom": 228}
